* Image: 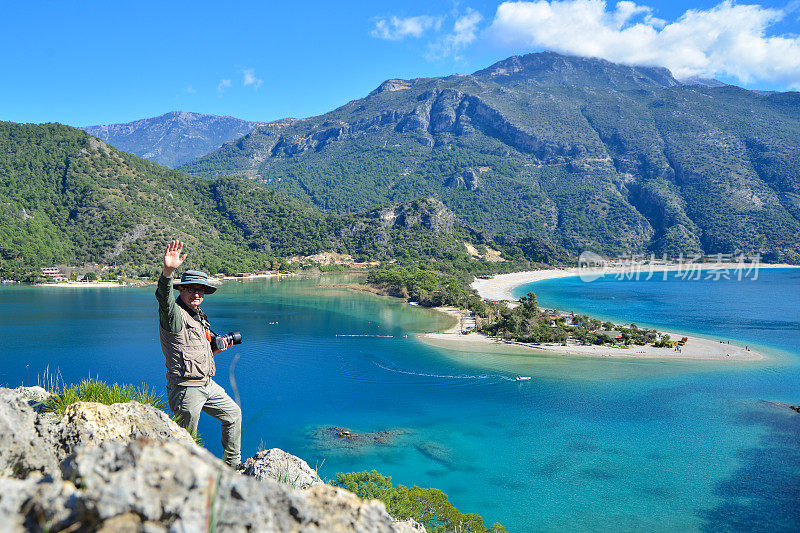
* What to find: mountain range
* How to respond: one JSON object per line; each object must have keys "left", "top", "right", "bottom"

{"left": 5, "top": 52, "right": 799, "bottom": 274}
{"left": 178, "top": 52, "right": 800, "bottom": 262}
{"left": 81, "top": 111, "right": 260, "bottom": 168}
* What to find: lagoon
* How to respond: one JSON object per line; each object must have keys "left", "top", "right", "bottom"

{"left": 1, "top": 272, "right": 799, "bottom": 531}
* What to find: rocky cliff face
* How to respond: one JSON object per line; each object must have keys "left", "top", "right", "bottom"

{"left": 370, "top": 198, "right": 458, "bottom": 234}
{"left": 0, "top": 387, "right": 423, "bottom": 532}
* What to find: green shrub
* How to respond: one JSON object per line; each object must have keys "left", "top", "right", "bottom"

{"left": 45, "top": 378, "right": 166, "bottom": 416}
{"left": 333, "top": 470, "right": 505, "bottom": 533}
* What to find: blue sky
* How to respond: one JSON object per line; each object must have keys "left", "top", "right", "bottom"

{"left": 2, "top": 0, "right": 798, "bottom": 126}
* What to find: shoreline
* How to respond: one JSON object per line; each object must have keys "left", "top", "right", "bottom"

{"left": 222, "top": 273, "right": 290, "bottom": 281}
{"left": 33, "top": 281, "right": 126, "bottom": 288}
{"left": 471, "top": 263, "right": 800, "bottom": 302}
{"left": 29, "top": 272, "right": 293, "bottom": 289}
{"left": 419, "top": 307, "right": 763, "bottom": 361}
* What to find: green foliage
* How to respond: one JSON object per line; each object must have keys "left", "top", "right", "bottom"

{"left": 653, "top": 334, "right": 672, "bottom": 348}
{"left": 45, "top": 378, "right": 166, "bottom": 416}
{"left": 274, "top": 465, "right": 303, "bottom": 487}
{"left": 480, "top": 292, "right": 660, "bottom": 346}
{"left": 368, "top": 262, "right": 502, "bottom": 314}
{"left": 333, "top": 470, "right": 505, "bottom": 533}
{"left": 363, "top": 227, "right": 571, "bottom": 316}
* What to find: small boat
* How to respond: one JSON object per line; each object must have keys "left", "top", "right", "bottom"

{"left": 515, "top": 375, "right": 532, "bottom": 381}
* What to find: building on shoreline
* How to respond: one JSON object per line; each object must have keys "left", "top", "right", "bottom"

{"left": 40, "top": 267, "right": 68, "bottom": 282}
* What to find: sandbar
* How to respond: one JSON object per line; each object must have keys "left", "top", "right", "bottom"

{"left": 416, "top": 264, "right": 792, "bottom": 360}
{"left": 420, "top": 317, "right": 761, "bottom": 361}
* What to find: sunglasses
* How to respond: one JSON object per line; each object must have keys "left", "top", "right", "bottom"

{"left": 182, "top": 286, "right": 206, "bottom": 294}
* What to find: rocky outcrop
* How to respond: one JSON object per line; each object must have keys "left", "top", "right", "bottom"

{"left": 369, "top": 79, "right": 414, "bottom": 96}
{"left": 10, "top": 385, "right": 50, "bottom": 406}
{"left": 0, "top": 473, "right": 83, "bottom": 531}
{"left": 473, "top": 51, "right": 681, "bottom": 89}
{"left": 261, "top": 84, "right": 584, "bottom": 161}
{"left": 0, "top": 388, "right": 59, "bottom": 478}
{"left": 446, "top": 169, "right": 480, "bottom": 191}
{"left": 764, "top": 400, "right": 800, "bottom": 415}
{"left": 0, "top": 389, "right": 195, "bottom": 480}
{"left": 372, "top": 198, "right": 457, "bottom": 234}
{"left": 238, "top": 448, "right": 324, "bottom": 489}
{"left": 0, "top": 387, "right": 424, "bottom": 532}
{"left": 313, "top": 426, "right": 407, "bottom": 451}
{"left": 267, "top": 112, "right": 407, "bottom": 156}
{"left": 3, "top": 439, "right": 418, "bottom": 532}
{"left": 54, "top": 401, "right": 196, "bottom": 458}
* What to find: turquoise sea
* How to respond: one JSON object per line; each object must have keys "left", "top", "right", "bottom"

{"left": 1, "top": 270, "right": 798, "bottom": 532}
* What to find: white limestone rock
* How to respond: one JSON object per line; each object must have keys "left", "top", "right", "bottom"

{"left": 239, "top": 447, "right": 324, "bottom": 489}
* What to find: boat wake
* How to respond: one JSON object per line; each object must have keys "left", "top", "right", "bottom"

{"left": 372, "top": 360, "right": 515, "bottom": 381}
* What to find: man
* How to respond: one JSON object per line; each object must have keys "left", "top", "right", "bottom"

{"left": 155, "top": 239, "right": 242, "bottom": 467}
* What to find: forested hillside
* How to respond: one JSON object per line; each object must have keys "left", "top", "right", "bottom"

{"left": 1, "top": 122, "right": 552, "bottom": 278}
{"left": 0, "top": 122, "right": 267, "bottom": 276}
{"left": 181, "top": 52, "right": 800, "bottom": 262}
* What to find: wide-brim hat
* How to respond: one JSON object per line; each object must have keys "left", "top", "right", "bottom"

{"left": 173, "top": 270, "right": 218, "bottom": 294}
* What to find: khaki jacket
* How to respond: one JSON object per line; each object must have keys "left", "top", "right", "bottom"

{"left": 160, "top": 304, "right": 216, "bottom": 386}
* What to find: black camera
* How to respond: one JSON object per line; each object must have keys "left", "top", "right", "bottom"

{"left": 211, "top": 330, "right": 242, "bottom": 350}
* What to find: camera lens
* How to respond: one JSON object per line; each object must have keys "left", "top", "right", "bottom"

{"left": 211, "top": 330, "right": 242, "bottom": 350}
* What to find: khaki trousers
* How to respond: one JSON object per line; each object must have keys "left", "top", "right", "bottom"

{"left": 167, "top": 379, "right": 242, "bottom": 466}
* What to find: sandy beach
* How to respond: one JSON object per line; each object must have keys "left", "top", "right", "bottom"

{"left": 32, "top": 272, "right": 291, "bottom": 289}
{"left": 419, "top": 307, "right": 763, "bottom": 361}
{"left": 222, "top": 273, "right": 289, "bottom": 281}
{"left": 415, "top": 264, "right": 800, "bottom": 361}
{"left": 35, "top": 281, "right": 124, "bottom": 288}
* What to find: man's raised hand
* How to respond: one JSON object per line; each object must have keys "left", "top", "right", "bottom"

{"left": 162, "top": 240, "right": 187, "bottom": 278}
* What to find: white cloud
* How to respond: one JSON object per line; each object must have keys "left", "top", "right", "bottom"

{"left": 427, "top": 8, "right": 483, "bottom": 59}
{"left": 186, "top": 85, "right": 196, "bottom": 94}
{"left": 371, "top": 15, "right": 442, "bottom": 40}
{"left": 612, "top": 1, "right": 663, "bottom": 28}
{"left": 485, "top": 0, "right": 800, "bottom": 87}
{"left": 243, "top": 68, "right": 263, "bottom": 90}
{"left": 217, "top": 78, "right": 232, "bottom": 96}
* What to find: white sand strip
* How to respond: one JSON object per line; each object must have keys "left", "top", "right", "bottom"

{"left": 472, "top": 263, "right": 799, "bottom": 302}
